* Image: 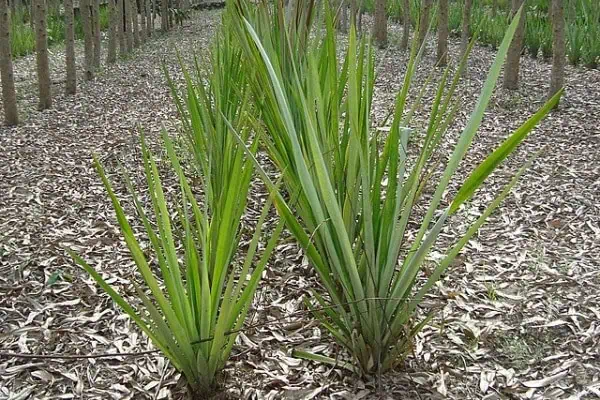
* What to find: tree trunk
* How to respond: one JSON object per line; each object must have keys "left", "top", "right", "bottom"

{"left": 161, "top": 0, "right": 168, "bottom": 31}
{"left": 29, "top": 0, "right": 33, "bottom": 28}
{"left": 146, "top": 0, "right": 152, "bottom": 37}
{"left": 400, "top": 0, "right": 409, "bottom": 50}
{"left": 10, "top": 0, "right": 17, "bottom": 18}
{"left": 373, "top": 0, "right": 387, "bottom": 47}
{"left": 125, "top": 0, "right": 133, "bottom": 51}
{"left": 132, "top": 0, "right": 139, "bottom": 47}
{"left": 107, "top": 0, "right": 117, "bottom": 63}
{"left": 1, "top": 0, "right": 19, "bottom": 125}
{"left": 81, "top": 0, "right": 94, "bottom": 79}
{"left": 417, "top": 0, "right": 432, "bottom": 50}
{"left": 460, "top": 0, "right": 473, "bottom": 59}
{"left": 437, "top": 0, "right": 448, "bottom": 65}
{"left": 92, "top": 0, "right": 101, "bottom": 67}
{"left": 503, "top": 0, "right": 525, "bottom": 90}
{"left": 549, "top": 0, "right": 564, "bottom": 103}
{"left": 117, "top": 0, "right": 126, "bottom": 56}
{"left": 492, "top": 0, "right": 498, "bottom": 17}
{"left": 340, "top": 0, "right": 348, "bottom": 33}
{"left": 140, "top": 0, "right": 147, "bottom": 40}
{"left": 33, "top": 0, "right": 51, "bottom": 110}
{"left": 65, "top": 0, "right": 76, "bottom": 93}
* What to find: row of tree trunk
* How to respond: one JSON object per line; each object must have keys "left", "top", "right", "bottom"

{"left": 1, "top": 0, "right": 179, "bottom": 126}
{"left": 366, "top": 0, "right": 565, "bottom": 101}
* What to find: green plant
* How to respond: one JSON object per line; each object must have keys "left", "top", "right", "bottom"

{"left": 540, "top": 21, "right": 552, "bottom": 61}
{"left": 448, "top": 1, "right": 462, "bottom": 36}
{"left": 9, "top": 6, "right": 110, "bottom": 58}
{"left": 10, "top": 8, "right": 35, "bottom": 57}
{"left": 71, "top": 18, "right": 283, "bottom": 397}
{"left": 567, "top": 23, "right": 584, "bottom": 66}
{"left": 231, "top": 0, "right": 561, "bottom": 375}
{"left": 579, "top": 0, "right": 600, "bottom": 68}
{"left": 525, "top": 16, "right": 544, "bottom": 58}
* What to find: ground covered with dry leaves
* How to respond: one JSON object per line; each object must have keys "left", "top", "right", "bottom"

{"left": 1, "top": 10, "right": 599, "bottom": 400}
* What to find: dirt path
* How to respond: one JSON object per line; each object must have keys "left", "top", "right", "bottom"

{"left": 1, "top": 11, "right": 599, "bottom": 400}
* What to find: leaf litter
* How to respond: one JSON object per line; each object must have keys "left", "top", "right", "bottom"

{"left": 1, "top": 10, "right": 599, "bottom": 400}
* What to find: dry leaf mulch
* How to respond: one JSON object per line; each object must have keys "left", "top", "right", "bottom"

{"left": 1, "top": 11, "right": 600, "bottom": 400}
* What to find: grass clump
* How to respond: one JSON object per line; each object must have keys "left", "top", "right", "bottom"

{"left": 230, "top": 0, "right": 561, "bottom": 375}
{"left": 71, "top": 15, "right": 282, "bottom": 398}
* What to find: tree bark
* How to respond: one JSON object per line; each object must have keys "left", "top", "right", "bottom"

{"left": 460, "top": 0, "right": 473, "bottom": 59}
{"left": 9, "top": 0, "right": 16, "bottom": 18}
{"left": 33, "top": 0, "right": 51, "bottom": 110}
{"left": 1, "top": 0, "right": 19, "bottom": 125}
{"left": 140, "top": 0, "right": 147, "bottom": 40}
{"left": 132, "top": 0, "right": 140, "bottom": 46}
{"left": 340, "top": 0, "right": 348, "bottom": 33}
{"left": 161, "top": 0, "right": 168, "bottom": 31}
{"left": 400, "top": 0, "right": 409, "bottom": 50}
{"left": 549, "top": 0, "right": 565, "bottom": 103}
{"left": 503, "top": 0, "right": 526, "bottom": 90}
{"left": 107, "top": 0, "right": 117, "bottom": 63}
{"left": 65, "top": 0, "right": 76, "bottom": 93}
{"left": 373, "top": 0, "right": 387, "bottom": 47}
{"left": 81, "top": 0, "right": 94, "bottom": 79}
{"left": 350, "top": 0, "right": 357, "bottom": 28}
{"left": 437, "top": 0, "right": 448, "bottom": 65}
{"left": 33, "top": 0, "right": 52, "bottom": 111}
{"left": 92, "top": 0, "right": 101, "bottom": 67}
{"left": 492, "top": 0, "right": 498, "bottom": 17}
{"left": 417, "top": 0, "right": 432, "bottom": 50}
{"left": 125, "top": 0, "right": 133, "bottom": 51}
{"left": 118, "top": 0, "right": 126, "bottom": 56}
{"left": 146, "top": 0, "right": 152, "bottom": 37}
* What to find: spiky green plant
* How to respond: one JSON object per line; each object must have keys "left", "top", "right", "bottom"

{"left": 540, "top": 21, "right": 552, "bottom": 61}
{"left": 580, "top": 0, "right": 600, "bottom": 69}
{"left": 230, "top": 0, "right": 561, "bottom": 375}
{"left": 525, "top": 16, "right": 543, "bottom": 58}
{"left": 567, "top": 23, "right": 584, "bottom": 66}
{"left": 448, "top": 1, "right": 462, "bottom": 36}
{"left": 71, "top": 18, "right": 283, "bottom": 397}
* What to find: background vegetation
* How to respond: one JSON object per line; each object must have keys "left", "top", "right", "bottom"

{"left": 10, "top": 5, "right": 110, "bottom": 57}
{"left": 364, "top": 0, "right": 600, "bottom": 68}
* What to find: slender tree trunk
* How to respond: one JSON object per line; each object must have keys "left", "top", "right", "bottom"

{"left": 146, "top": 0, "right": 152, "bottom": 37}
{"left": 118, "top": 0, "right": 126, "bottom": 56}
{"left": 503, "top": 0, "right": 526, "bottom": 90}
{"left": 417, "top": 0, "right": 432, "bottom": 49}
{"left": 125, "top": 0, "right": 133, "bottom": 51}
{"left": 92, "top": 0, "right": 101, "bottom": 67}
{"left": 373, "top": 0, "right": 387, "bottom": 47}
{"left": 9, "top": 0, "right": 16, "bottom": 18}
{"left": 140, "top": 0, "right": 147, "bottom": 40}
{"left": 65, "top": 0, "right": 76, "bottom": 94}
{"left": 81, "top": 0, "right": 94, "bottom": 79}
{"left": 132, "top": 0, "right": 140, "bottom": 46}
{"left": 492, "top": 0, "right": 498, "bottom": 17}
{"left": 107, "top": 0, "right": 117, "bottom": 62}
{"left": 549, "top": 0, "right": 565, "bottom": 103}
{"left": 400, "top": 0, "right": 409, "bottom": 50}
{"left": 460, "top": 0, "right": 473, "bottom": 58}
{"left": 161, "top": 0, "right": 168, "bottom": 31}
{"left": 29, "top": 0, "right": 33, "bottom": 28}
{"left": 437, "top": 0, "right": 448, "bottom": 65}
{"left": 1, "top": 0, "right": 19, "bottom": 125}
{"left": 33, "top": 0, "right": 51, "bottom": 109}
{"left": 340, "top": 0, "right": 348, "bottom": 33}
{"left": 153, "top": 0, "right": 158, "bottom": 33}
